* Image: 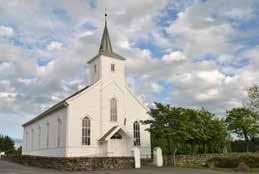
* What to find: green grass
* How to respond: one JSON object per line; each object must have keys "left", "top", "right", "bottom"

{"left": 211, "top": 167, "right": 259, "bottom": 173}
{"left": 176, "top": 163, "right": 207, "bottom": 169}
{"left": 176, "top": 163, "right": 259, "bottom": 173}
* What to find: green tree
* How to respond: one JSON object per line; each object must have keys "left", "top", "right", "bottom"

{"left": 225, "top": 107, "right": 259, "bottom": 152}
{"left": 0, "top": 135, "right": 16, "bottom": 155}
{"left": 248, "top": 85, "right": 259, "bottom": 113}
{"left": 184, "top": 108, "right": 206, "bottom": 154}
{"left": 207, "top": 119, "right": 228, "bottom": 153}
{"left": 143, "top": 103, "right": 192, "bottom": 166}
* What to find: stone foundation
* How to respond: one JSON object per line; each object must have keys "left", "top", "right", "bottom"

{"left": 3, "top": 155, "right": 135, "bottom": 171}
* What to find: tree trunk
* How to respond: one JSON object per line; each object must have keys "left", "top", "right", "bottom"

{"left": 244, "top": 135, "right": 249, "bottom": 152}
{"left": 191, "top": 142, "right": 196, "bottom": 155}
{"left": 171, "top": 145, "right": 177, "bottom": 167}
{"left": 202, "top": 143, "right": 206, "bottom": 154}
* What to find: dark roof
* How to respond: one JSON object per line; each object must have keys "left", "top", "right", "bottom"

{"left": 87, "top": 19, "right": 125, "bottom": 63}
{"left": 99, "top": 125, "right": 119, "bottom": 142}
{"left": 99, "top": 20, "right": 113, "bottom": 55}
{"left": 23, "top": 86, "right": 90, "bottom": 127}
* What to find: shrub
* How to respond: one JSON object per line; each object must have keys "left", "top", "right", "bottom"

{"left": 207, "top": 155, "right": 259, "bottom": 168}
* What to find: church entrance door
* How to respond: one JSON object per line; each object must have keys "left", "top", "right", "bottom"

{"left": 109, "top": 132, "right": 128, "bottom": 156}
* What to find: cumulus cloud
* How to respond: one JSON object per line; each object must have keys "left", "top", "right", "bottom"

{"left": 47, "top": 41, "right": 63, "bottom": 51}
{"left": 162, "top": 51, "right": 186, "bottom": 63}
{"left": 0, "top": 25, "right": 13, "bottom": 37}
{"left": 0, "top": 0, "right": 258, "bottom": 138}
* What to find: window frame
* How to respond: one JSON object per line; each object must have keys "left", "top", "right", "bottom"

{"left": 38, "top": 126, "right": 41, "bottom": 149}
{"left": 111, "top": 64, "right": 115, "bottom": 72}
{"left": 111, "top": 132, "right": 122, "bottom": 139}
{"left": 110, "top": 98, "right": 117, "bottom": 122}
{"left": 94, "top": 64, "right": 97, "bottom": 74}
{"left": 57, "top": 118, "right": 61, "bottom": 147}
{"left": 133, "top": 121, "right": 141, "bottom": 146}
{"left": 82, "top": 117, "right": 91, "bottom": 146}
{"left": 31, "top": 129, "right": 34, "bottom": 149}
{"left": 46, "top": 122, "right": 50, "bottom": 148}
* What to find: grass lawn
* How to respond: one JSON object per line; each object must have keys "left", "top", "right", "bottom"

{"left": 211, "top": 167, "right": 259, "bottom": 173}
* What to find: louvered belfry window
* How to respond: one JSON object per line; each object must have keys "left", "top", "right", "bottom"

{"left": 82, "top": 117, "right": 90, "bottom": 145}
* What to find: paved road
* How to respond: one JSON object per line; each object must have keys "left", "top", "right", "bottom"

{"left": 0, "top": 160, "right": 249, "bottom": 174}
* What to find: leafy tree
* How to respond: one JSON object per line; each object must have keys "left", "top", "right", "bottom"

{"left": 143, "top": 103, "right": 192, "bottom": 166}
{"left": 225, "top": 107, "right": 259, "bottom": 152}
{"left": 248, "top": 85, "right": 259, "bottom": 113}
{"left": 206, "top": 119, "right": 228, "bottom": 153}
{"left": 0, "top": 135, "right": 16, "bottom": 155}
{"left": 184, "top": 108, "right": 203, "bottom": 154}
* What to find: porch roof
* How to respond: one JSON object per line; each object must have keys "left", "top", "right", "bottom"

{"left": 98, "top": 125, "right": 130, "bottom": 142}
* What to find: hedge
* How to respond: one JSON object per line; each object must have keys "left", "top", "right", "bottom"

{"left": 207, "top": 155, "right": 259, "bottom": 168}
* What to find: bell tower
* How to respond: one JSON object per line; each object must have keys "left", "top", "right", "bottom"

{"left": 87, "top": 13, "right": 126, "bottom": 86}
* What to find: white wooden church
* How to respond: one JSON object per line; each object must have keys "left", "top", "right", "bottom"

{"left": 22, "top": 16, "right": 151, "bottom": 158}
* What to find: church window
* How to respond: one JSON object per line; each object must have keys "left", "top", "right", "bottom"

{"left": 57, "top": 118, "right": 61, "bottom": 147}
{"left": 31, "top": 129, "right": 34, "bottom": 149}
{"left": 46, "top": 122, "right": 50, "bottom": 148}
{"left": 94, "top": 64, "right": 97, "bottom": 73}
{"left": 111, "top": 132, "right": 122, "bottom": 139}
{"left": 82, "top": 117, "right": 90, "bottom": 145}
{"left": 111, "top": 64, "right": 115, "bottom": 71}
{"left": 110, "top": 98, "right": 117, "bottom": 121}
{"left": 124, "top": 118, "right": 127, "bottom": 126}
{"left": 25, "top": 131, "right": 29, "bottom": 150}
{"left": 133, "top": 121, "right": 141, "bottom": 146}
{"left": 38, "top": 126, "right": 41, "bottom": 149}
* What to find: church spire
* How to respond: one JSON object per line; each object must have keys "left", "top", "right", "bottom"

{"left": 88, "top": 12, "right": 125, "bottom": 63}
{"left": 99, "top": 12, "right": 113, "bottom": 54}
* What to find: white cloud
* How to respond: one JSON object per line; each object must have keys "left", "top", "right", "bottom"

{"left": 47, "top": 41, "right": 63, "bottom": 51}
{"left": 0, "top": 62, "right": 11, "bottom": 72}
{"left": 0, "top": 0, "right": 258, "bottom": 138}
{"left": 0, "top": 25, "right": 14, "bottom": 37}
{"left": 162, "top": 51, "right": 186, "bottom": 63}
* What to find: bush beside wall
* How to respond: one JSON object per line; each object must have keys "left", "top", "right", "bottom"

{"left": 207, "top": 155, "right": 259, "bottom": 168}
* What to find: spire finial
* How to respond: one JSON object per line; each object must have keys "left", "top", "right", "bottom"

{"left": 105, "top": 8, "right": 107, "bottom": 25}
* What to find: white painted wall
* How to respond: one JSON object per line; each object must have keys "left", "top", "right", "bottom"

{"left": 23, "top": 54, "right": 151, "bottom": 158}
{"left": 64, "top": 55, "right": 151, "bottom": 158}
{"left": 22, "top": 107, "right": 67, "bottom": 157}
{"left": 66, "top": 81, "right": 102, "bottom": 157}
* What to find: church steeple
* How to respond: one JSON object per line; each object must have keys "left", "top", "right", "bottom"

{"left": 99, "top": 12, "right": 113, "bottom": 54}
{"left": 87, "top": 12, "right": 125, "bottom": 64}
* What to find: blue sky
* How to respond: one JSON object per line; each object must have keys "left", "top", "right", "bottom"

{"left": 0, "top": 0, "right": 259, "bottom": 139}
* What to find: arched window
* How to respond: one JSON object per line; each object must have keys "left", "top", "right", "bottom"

{"left": 31, "top": 129, "right": 34, "bottom": 149}
{"left": 110, "top": 98, "right": 117, "bottom": 121}
{"left": 82, "top": 117, "right": 90, "bottom": 145}
{"left": 46, "top": 122, "right": 50, "bottom": 148}
{"left": 38, "top": 126, "right": 41, "bottom": 149}
{"left": 111, "top": 132, "right": 122, "bottom": 139}
{"left": 25, "top": 131, "right": 29, "bottom": 150}
{"left": 133, "top": 121, "right": 141, "bottom": 146}
{"left": 57, "top": 119, "right": 61, "bottom": 147}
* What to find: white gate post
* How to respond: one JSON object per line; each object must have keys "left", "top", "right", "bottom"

{"left": 153, "top": 147, "right": 163, "bottom": 167}
{"left": 133, "top": 147, "right": 141, "bottom": 168}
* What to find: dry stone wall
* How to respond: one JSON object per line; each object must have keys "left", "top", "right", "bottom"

{"left": 3, "top": 155, "right": 135, "bottom": 171}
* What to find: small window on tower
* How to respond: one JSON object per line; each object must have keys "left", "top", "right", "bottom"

{"left": 111, "top": 64, "right": 115, "bottom": 72}
{"left": 94, "top": 64, "right": 97, "bottom": 73}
